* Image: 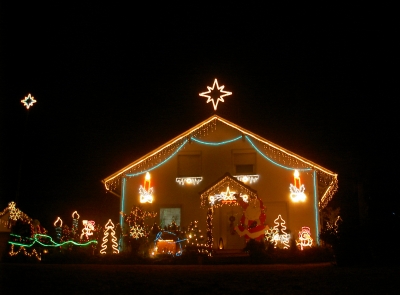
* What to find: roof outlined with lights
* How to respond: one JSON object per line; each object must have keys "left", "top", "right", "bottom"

{"left": 102, "top": 115, "right": 338, "bottom": 209}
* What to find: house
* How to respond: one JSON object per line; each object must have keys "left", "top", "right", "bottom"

{"left": 102, "top": 115, "right": 338, "bottom": 251}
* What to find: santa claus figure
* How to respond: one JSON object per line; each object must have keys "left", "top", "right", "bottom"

{"left": 234, "top": 193, "right": 267, "bottom": 241}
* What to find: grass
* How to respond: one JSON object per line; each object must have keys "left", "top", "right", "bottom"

{"left": 1, "top": 262, "right": 398, "bottom": 294}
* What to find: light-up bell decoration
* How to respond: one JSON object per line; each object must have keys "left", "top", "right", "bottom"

{"left": 199, "top": 78, "right": 232, "bottom": 111}
{"left": 297, "top": 226, "right": 313, "bottom": 250}
{"left": 21, "top": 93, "right": 37, "bottom": 109}
{"left": 139, "top": 172, "right": 154, "bottom": 203}
{"left": 289, "top": 170, "right": 306, "bottom": 202}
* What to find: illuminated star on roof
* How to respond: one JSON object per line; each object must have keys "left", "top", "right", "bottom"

{"left": 199, "top": 79, "right": 232, "bottom": 110}
{"left": 21, "top": 93, "right": 37, "bottom": 109}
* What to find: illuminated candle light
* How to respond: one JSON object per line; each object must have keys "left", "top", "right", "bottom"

{"left": 71, "top": 211, "right": 80, "bottom": 236}
{"left": 294, "top": 170, "right": 301, "bottom": 189}
{"left": 290, "top": 170, "right": 306, "bottom": 202}
{"left": 139, "top": 172, "right": 154, "bottom": 203}
{"left": 54, "top": 217, "right": 63, "bottom": 241}
{"left": 144, "top": 172, "right": 151, "bottom": 191}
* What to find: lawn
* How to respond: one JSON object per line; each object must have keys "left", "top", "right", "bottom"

{"left": 1, "top": 262, "right": 398, "bottom": 294}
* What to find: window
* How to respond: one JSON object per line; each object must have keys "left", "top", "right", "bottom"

{"left": 160, "top": 208, "right": 181, "bottom": 228}
{"left": 233, "top": 151, "right": 256, "bottom": 175}
{"left": 177, "top": 152, "right": 202, "bottom": 177}
{"left": 236, "top": 164, "right": 254, "bottom": 174}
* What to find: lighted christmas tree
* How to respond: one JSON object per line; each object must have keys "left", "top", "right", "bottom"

{"left": 121, "top": 206, "right": 157, "bottom": 239}
{"left": 61, "top": 225, "right": 72, "bottom": 243}
{"left": 100, "top": 219, "right": 119, "bottom": 254}
{"left": 1, "top": 202, "right": 47, "bottom": 261}
{"left": 185, "top": 220, "right": 209, "bottom": 255}
{"left": 121, "top": 206, "right": 157, "bottom": 255}
{"left": 185, "top": 220, "right": 205, "bottom": 247}
{"left": 167, "top": 217, "right": 180, "bottom": 233}
{"left": 271, "top": 214, "right": 290, "bottom": 249}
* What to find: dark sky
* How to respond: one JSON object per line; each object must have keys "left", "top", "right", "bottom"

{"left": 1, "top": 4, "right": 398, "bottom": 230}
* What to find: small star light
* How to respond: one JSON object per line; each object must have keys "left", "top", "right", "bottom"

{"left": 199, "top": 79, "right": 232, "bottom": 110}
{"left": 21, "top": 93, "right": 37, "bottom": 109}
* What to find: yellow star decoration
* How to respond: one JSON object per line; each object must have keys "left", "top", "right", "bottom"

{"left": 221, "top": 186, "right": 236, "bottom": 202}
{"left": 199, "top": 79, "right": 232, "bottom": 110}
{"left": 21, "top": 93, "right": 37, "bottom": 109}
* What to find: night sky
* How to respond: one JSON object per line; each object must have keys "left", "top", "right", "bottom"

{"left": 1, "top": 4, "right": 398, "bottom": 230}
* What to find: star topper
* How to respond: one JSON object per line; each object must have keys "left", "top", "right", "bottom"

{"left": 199, "top": 79, "right": 232, "bottom": 110}
{"left": 21, "top": 93, "right": 37, "bottom": 109}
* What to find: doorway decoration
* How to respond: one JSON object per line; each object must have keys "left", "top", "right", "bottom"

{"left": 200, "top": 173, "right": 259, "bottom": 248}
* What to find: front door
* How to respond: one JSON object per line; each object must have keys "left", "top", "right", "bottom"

{"left": 213, "top": 205, "right": 246, "bottom": 249}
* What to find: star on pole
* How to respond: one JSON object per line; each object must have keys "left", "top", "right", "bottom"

{"left": 21, "top": 93, "right": 37, "bottom": 109}
{"left": 199, "top": 79, "right": 232, "bottom": 110}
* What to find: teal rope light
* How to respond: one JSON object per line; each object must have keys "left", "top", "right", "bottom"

{"left": 245, "top": 135, "right": 312, "bottom": 171}
{"left": 120, "top": 177, "right": 126, "bottom": 232}
{"left": 9, "top": 234, "right": 97, "bottom": 248}
{"left": 125, "top": 139, "right": 188, "bottom": 178}
{"left": 125, "top": 135, "right": 311, "bottom": 179}
{"left": 313, "top": 170, "right": 320, "bottom": 245}
{"left": 190, "top": 135, "right": 242, "bottom": 145}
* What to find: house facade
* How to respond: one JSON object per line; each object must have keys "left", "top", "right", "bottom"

{"left": 103, "top": 115, "right": 338, "bottom": 251}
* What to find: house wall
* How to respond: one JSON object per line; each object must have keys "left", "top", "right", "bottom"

{"left": 122, "top": 121, "right": 319, "bottom": 248}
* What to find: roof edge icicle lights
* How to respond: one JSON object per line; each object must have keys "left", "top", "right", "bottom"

{"left": 102, "top": 115, "right": 338, "bottom": 209}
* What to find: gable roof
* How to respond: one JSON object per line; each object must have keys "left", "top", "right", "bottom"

{"left": 102, "top": 115, "right": 338, "bottom": 209}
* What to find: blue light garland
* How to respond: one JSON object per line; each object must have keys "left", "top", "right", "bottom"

{"left": 126, "top": 139, "right": 188, "bottom": 178}
{"left": 245, "top": 136, "right": 312, "bottom": 171}
{"left": 190, "top": 135, "right": 242, "bottom": 145}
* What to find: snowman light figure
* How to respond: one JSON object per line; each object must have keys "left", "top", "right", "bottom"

{"left": 297, "top": 226, "right": 313, "bottom": 250}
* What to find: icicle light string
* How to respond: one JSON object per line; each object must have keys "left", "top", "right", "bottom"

{"left": 105, "top": 120, "right": 337, "bottom": 207}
